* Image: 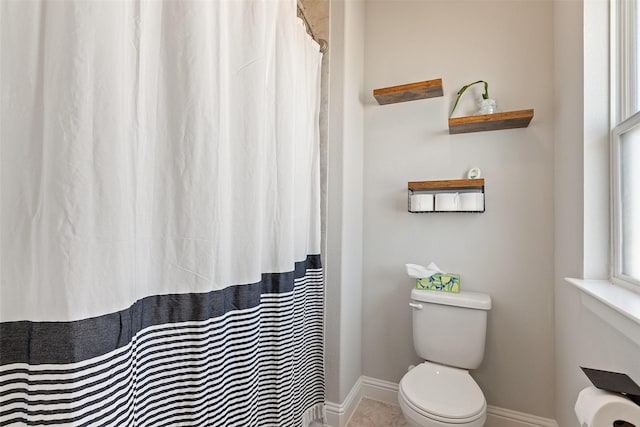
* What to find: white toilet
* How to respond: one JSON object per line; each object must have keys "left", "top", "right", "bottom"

{"left": 398, "top": 288, "right": 492, "bottom": 427}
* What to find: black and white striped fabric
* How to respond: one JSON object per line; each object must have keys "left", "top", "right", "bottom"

{"left": 0, "top": 256, "right": 324, "bottom": 426}
{"left": 1, "top": 1, "right": 324, "bottom": 425}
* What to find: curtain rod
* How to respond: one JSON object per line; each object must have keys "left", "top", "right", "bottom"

{"left": 296, "top": 1, "right": 328, "bottom": 54}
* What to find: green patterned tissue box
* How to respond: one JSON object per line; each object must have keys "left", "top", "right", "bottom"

{"left": 416, "top": 274, "right": 460, "bottom": 293}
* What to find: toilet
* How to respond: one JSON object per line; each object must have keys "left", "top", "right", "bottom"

{"left": 398, "top": 288, "right": 492, "bottom": 427}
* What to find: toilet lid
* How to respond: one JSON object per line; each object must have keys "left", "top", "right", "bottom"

{"left": 399, "top": 362, "right": 486, "bottom": 420}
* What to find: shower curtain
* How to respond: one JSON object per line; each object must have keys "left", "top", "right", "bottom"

{"left": 0, "top": 1, "right": 324, "bottom": 426}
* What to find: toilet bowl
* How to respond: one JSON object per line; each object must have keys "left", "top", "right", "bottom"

{"left": 398, "top": 362, "right": 487, "bottom": 427}
{"left": 399, "top": 289, "right": 491, "bottom": 427}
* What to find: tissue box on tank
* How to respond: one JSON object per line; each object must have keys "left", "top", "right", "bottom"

{"left": 416, "top": 274, "right": 460, "bottom": 293}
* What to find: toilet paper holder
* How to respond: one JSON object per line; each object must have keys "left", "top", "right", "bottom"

{"left": 407, "top": 179, "right": 485, "bottom": 213}
{"left": 581, "top": 367, "right": 640, "bottom": 406}
{"left": 575, "top": 386, "right": 640, "bottom": 427}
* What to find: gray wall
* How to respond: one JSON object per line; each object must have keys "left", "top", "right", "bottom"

{"left": 362, "top": 0, "right": 555, "bottom": 418}
{"left": 325, "top": 0, "right": 365, "bottom": 404}
{"left": 554, "top": 1, "right": 640, "bottom": 426}
{"left": 324, "top": 1, "right": 640, "bottom": 423}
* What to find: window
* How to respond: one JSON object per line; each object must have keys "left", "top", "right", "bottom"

{"left": 612, "top": 0, "right": 640, "bottom": 286}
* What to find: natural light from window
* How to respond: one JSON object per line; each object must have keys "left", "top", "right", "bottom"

{"left": 637, "top": 3, "right": 640, "bottom": 111}
{"left": 564, "top": 0, "right": 640, "bottom": 341}
{"left": 620, "top": 128, "right": 640, "bottom": 282}
{"left": 611, "top": 0, "right": 640, "bottom": 288}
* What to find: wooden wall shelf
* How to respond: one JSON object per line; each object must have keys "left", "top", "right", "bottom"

{"left": 373, "top": 79, "right": 443, "bottom": 105}
{"left": 448, "top": 109, "right": 534, "bottom": 134}
{"left": 408, "top": 179, "right": 485, "bottom": 213}
{"left": 408, "top": 178, "right": 485, "bottom": 191}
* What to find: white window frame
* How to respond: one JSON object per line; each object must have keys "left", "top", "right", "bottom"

{"left": 611, "top": 0, "right": 640, "bottom": 288}
{"left": 611, "top": 114, "right": 640, "bottom": 288}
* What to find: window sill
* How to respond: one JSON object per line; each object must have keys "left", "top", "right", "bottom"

{"left": 566, "top": 278, "right": 640, "bottom": 346}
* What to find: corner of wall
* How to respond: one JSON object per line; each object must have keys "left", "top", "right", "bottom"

{"left": 553, "top": 0, "right": 586, "bottom": 424}
{"left": 325, "top": 0, "right": 366, "bottom": 405}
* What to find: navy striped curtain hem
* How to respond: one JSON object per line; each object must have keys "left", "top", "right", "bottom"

{"left": 0, "top": 255, "right": 324, "bottom": 427}
{"left": 0, "top": 255, "right": 321, "bottom": 366}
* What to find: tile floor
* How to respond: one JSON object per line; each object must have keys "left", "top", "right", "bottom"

{"left": 346, "top": 398, "right": 410, "bottom": 427}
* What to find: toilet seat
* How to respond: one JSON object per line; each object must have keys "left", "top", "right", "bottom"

{"left": 399, "top": 362, "right": 486, "bottom": 424}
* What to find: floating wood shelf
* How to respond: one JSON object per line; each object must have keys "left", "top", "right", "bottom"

{"left": 408, "top": 178, "right": 485, "bottom": 191}
{"left": 448, "top": 109, "right": 534, "bottom": 134}
{"left": 408, "top": 179, "right": 485, "bottom": 213}
{"left": 373, "top": 79, "right": 443, "bottom": 105}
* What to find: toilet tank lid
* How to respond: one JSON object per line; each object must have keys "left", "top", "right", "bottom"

{"left": 411, "top": 289, "right": 492, "bottom": 310}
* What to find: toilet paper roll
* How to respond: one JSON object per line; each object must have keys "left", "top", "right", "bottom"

{"left": 435, "top": 193, "right": 458, "bottom": 211}
{"left": 411, "top": 194, "right": 434, "bottom": 212}
{"left": 459, "top": 193, "right": 485, "bottom": 211}
{"left": 575, "top": 387, "right": 640, "bottom": 426}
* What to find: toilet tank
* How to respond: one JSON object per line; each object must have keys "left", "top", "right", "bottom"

{"left": 411, "top": 288, "right": 491, "bottom": 370}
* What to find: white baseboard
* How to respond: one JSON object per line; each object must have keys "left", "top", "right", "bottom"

{"left": 325, "top": 375, "right": 558, "bottom": 427}
{"left": 360, "top": 376, "right": 400, "bottom": 406}
{"left": 485, "top": 406, "right": 558, "bottom": 427}
{"left": 324, "top": 377, "right": 362, "bottom": 427}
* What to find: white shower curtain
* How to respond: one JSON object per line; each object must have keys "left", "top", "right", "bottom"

{"left": 0, "top": 1, "right": 324, "bottom": 425}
